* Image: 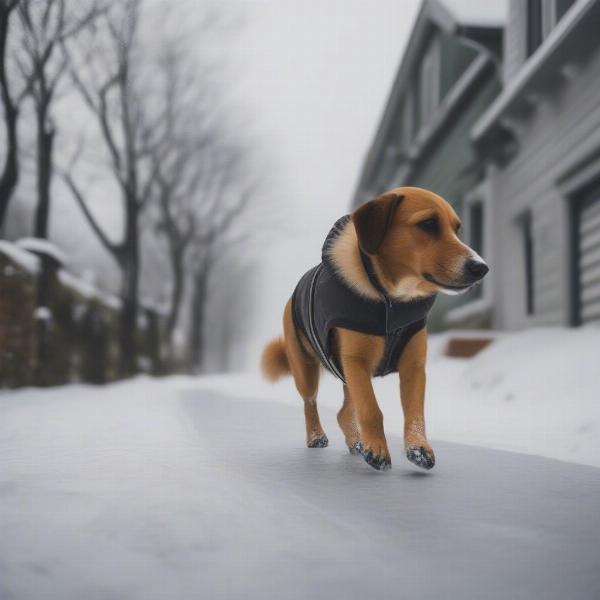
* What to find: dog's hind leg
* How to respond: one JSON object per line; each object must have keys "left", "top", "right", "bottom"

{"left": 337, "top": 385, "right": 360, "bottom": 454}
{"left": 283, "top": 300, "right": 328, "bottom": 448}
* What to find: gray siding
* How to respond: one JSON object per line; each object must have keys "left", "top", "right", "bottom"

{"left": 440, "top": 33, "right": 477, "bottom": 100}
{"left": 490, "top": 42, "right": 600, "bottom": 329}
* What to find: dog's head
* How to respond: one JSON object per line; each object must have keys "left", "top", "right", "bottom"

{"left": 352, "top": 187, "right": 488, "bottom": 297}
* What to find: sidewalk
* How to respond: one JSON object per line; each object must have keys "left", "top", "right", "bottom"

{"left": 1, "top": 377, "right": 599, "bottom": 599}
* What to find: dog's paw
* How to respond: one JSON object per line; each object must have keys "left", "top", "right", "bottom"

{"left": 352, "top": 441, "right": 392, "bottom": 471}
{"left": 348, "top": 443, "right": 361, "bottom": 456}
{"left": 406, "top": 446, "right": 435, "bottom": 470}
{"left": 307, "top": 434, "right": 329, "bottom": 448}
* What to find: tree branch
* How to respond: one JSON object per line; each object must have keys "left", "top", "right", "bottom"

{"left": 62, "top": 171, "right": 120, "bottom": 259}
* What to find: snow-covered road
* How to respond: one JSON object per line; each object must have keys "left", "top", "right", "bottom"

{"left": 1, "top": 376, "right": 599, "bottom": 599}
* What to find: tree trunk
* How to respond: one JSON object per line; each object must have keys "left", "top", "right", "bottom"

{"left": 33, "top": 101, "right": 56, "bottom": 332}
{"left": 190, "top": 265, "right": 209, "bottom": 372}
{"left": 33, "top": 101, "right": 55, "bottom": 239}
{"left": 0, "top": 4, "right": 19, "bottom": 231}
{"left": 166, "top": 245, "right": 184, "bottom": 337}
{"left": 119, "top": 294, "right": 137, "bottom": 376}
{"left": 118, "top": 202, "right": 140, "bottom": 376}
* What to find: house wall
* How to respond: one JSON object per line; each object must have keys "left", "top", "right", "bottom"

{"left": 409, "top": 79, "right": 498, "bottom": 198}
{"left": 489, "top": 41, "right": 600, "bottom": 329}
{"left": 404, "top": 74, "right": 500, "bottom": 330}
{"left": 357, "top": 27, "right": 485, "bottom": 206}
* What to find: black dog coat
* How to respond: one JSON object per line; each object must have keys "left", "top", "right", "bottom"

{"left": 292, "top": 215, "right": 436, "bottom": 382}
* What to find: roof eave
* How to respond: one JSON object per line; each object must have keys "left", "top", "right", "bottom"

{"left": 471, "top": 0, "right": 600, "bottom": 163}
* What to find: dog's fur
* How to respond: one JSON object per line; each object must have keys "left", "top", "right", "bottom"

{"left": 261, "top": 187, "right": 488, "bottom": 471}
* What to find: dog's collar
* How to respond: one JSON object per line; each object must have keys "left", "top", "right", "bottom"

{"left": 359, "top": 250, "right": 390, "bottom": 302}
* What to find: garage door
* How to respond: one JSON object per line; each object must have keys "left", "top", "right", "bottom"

{"left": 577, "top": 193, "right": 600, "bottom": 324}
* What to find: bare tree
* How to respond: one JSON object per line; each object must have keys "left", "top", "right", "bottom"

{"left": 147, "top": 40, "right": 208, "bottom": 338}
{"left": 0, "top": 0, "right": 24, "bottom": 231}
{"left": 149, "top": 100, "right": 257, "bottom": 368}
{"left": 61, "top": 0, "right": 260, "bottom": 374}
{"left": 140, "top": 18, "right": 259, "bottom": 362}
{"left": 154, "top": 135, "right": 257, "bottom": 363}
{"left": 16, "top": 0, "right": 102, "bottom": 239}
{"left": 187, "top": 162, "right": 257, "bottom": 372}
{"left": 154, "top": 165, "right": 196, "bottom": 338}
{"left": 62, "top": 0, "right": 157, "bottom": 375}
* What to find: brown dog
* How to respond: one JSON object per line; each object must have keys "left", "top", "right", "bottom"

{"left": 261, "top": 187, "right": 488, "bottom": 471}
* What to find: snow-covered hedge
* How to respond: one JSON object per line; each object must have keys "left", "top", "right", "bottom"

{"left": 0, "top": 241, "right": 168, "bottom": 388}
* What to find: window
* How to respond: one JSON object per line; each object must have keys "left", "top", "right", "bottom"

{"left": 418, "top": 37, "right": 440, "bottom": 132}
{"left": 556, "top": 0, "right": 576, "bottom": 21}
{"left": 527, "top": 0, "right": 577, "bottom": 57}
{"left": 465, "top": 201, "right": 485, "bottom": 301}
{"left": 527, "top": 0, "right": 543, "bottom": 57}
{"left": 523, "top": 212, "right": 535, "bottom": 315}
{"left": 413, "top": 73, "right": 421, "bottom": 134}
{"left": 439, "top": 34, "right": 477, "bottom": 99}
{"left": 402, "top": 91, "right": 415, "bottom": 150}
{"left": 469, "top": 203, "right": 484, "bottom": 256}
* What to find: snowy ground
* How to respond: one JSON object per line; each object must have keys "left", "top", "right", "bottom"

{"left": 209, "top": 327, "right": 600, "bottom": 468}
{"left": 1, "top": 328, "right": 600, "bottom": 599}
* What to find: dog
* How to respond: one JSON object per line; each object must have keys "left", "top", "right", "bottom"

{"left": 261, "top": 187, "right": 489, "bottom": 471}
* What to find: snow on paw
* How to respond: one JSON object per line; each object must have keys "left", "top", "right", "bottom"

{"left": 348, "top": 443, "right": 361, "bottom": 456}
{"left": 352, "top": 441, "right": 391, "bottom": 471}
{"left": 307, "top": 434, "right": 329, "bottom": 448}
{"left": 406, "top": 446, "right": 435, "bottom": 470}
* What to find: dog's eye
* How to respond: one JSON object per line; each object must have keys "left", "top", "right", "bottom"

{"left": 417, "top": 218, "right": 439, "bottom": 235}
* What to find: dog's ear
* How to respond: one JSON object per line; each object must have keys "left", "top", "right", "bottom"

{"left": 352, "top": 191, "right": 404, "bottom": 255}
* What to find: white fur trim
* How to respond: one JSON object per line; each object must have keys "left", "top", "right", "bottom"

{"left": 325, "top": 220, "right": 432, "bottom": 302}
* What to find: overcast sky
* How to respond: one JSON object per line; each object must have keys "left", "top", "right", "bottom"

{"left": 226, "top": 0, "right": 421, "bottom": 243}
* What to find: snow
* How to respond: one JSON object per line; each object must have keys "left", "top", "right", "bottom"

{"left": 0, "top": 239, "right": 121, "bottom": 309}
{"left": 0, "top": 240, "right": 41, "bottom": 275}
{"left": 16, "top": 237, "right": 69, "bottom": 267}
{"left": 442, "top": 0, "right": 507, "bottom": 27}
{"left": 139, "top": 298, "right": 170, "bottom": 317}
{"left": 1, "top": 364, "right": 599, "bottom": 599}
{"left": 33, "top": 306, "right": 52, "bottom": 321}
{"left": 202, "top": 327, "right": 600, "bottom": 469}
{"left": 58, "top": 269, "right": 122, "bottom": 310}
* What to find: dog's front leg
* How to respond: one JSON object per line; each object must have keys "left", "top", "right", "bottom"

{"left": 341, "top": 355, "right": 391, "bottom": 471}
{"left": 398, "top": 328, "right": 435, "bottom": 470}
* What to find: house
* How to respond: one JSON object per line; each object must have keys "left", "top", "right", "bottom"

{"left": 351, "top": 0, "right": 505, "bottom": 330}
{"left": 473, "top": 0, "right": 600, "bottom": 329}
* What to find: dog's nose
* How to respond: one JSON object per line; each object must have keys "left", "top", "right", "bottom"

{"left": 465, "top": 259, "right": 489, "bottom": 281}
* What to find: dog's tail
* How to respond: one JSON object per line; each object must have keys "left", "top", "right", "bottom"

{"left": 261, "top": 337, "right": 291, "bottom": 382}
